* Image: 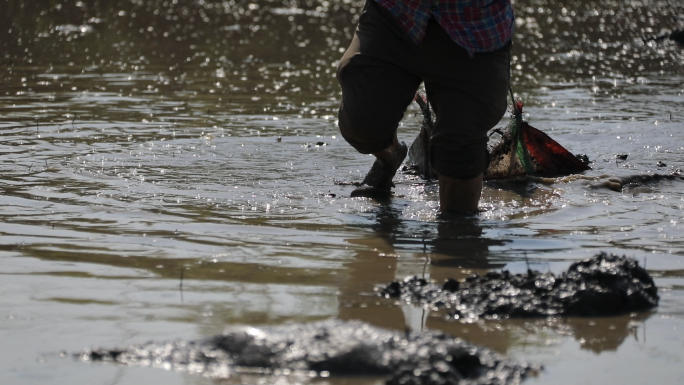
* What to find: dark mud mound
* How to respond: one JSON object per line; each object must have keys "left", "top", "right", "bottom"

{"left": 381, "top": 253, "right": 658, "bottom": 320}
{"left": 79, "top": 319, "right": 539, "bottom": 385}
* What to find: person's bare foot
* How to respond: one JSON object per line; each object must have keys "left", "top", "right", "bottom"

{"left": 351, "top": 138, "right": 408, "bottom": 198}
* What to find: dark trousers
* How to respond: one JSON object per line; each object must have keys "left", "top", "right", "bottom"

{"left": 336, "top": 0, "right": 511, "bottom": 179}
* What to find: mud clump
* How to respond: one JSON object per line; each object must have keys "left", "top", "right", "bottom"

{"left": 381, "top": 253, "right": 659, "bottom": 320}
{"left": 79, "top": 319, "right": 539, "bottom": 385}
{"left": 590, "top": 172, "right": 684, "bottom": 192}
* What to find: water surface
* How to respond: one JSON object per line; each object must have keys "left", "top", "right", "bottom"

{"left": 1, "top": 0, "right": 684, "bottom": 384}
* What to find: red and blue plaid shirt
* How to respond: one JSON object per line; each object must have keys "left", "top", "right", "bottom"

{"left": 375, "top": 0, "right": 514, "bottom": 55}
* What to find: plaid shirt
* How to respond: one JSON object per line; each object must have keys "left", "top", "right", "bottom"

{"left": 375, "top": 0, "right": 514, "bottom": 55}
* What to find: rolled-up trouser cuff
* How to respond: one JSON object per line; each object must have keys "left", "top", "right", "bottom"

{"left": 338, "top": 101, "right": 396, "bottom": 154}
{"left": 431, "top": 144, "right": 490, "bottom": 180}
{"left": 339, "top": 131, "right": 394, "bottom": 155}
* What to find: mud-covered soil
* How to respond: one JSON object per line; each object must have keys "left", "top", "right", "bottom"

{"left": 79, "top": 319, "right": 539, "bottom": 385}
{"left": 589, "top": 172, "right": 684, "bottom": 192}
{"left": 380, "top": 253, "right": 659, "bottom": 320}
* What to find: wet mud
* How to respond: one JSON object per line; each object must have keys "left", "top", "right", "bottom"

{"left": 2, "top": 0, "right": 684, "bottom": 384}
{"left": 380, "top": 253, "right": 659, "bottom": 320}
{"left": 79, "top": 319, "right": 539, "bottom": 385}
{"left": 587, "top": 172, "right": 684, "bottom": 192}
{"left": 477, "top": 170, "right": 684, "bottom": 195}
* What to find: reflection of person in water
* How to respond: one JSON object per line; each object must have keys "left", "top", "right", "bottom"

{"left": 429, "top": 216, "right": 507, "bottom": 270}
{"left": 337, "top": 205, "right": 511, "bottom": 352}
{"left": 336, "top": 0, "right": 513, "bottom": 213}
{"left": 337, "top": 206, "right": 653, "bottom": 355}
{"left": 568, "top": 312, "right": 653, "bottom": 353}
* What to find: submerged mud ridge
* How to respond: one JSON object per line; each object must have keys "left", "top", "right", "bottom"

{"left": 381, "top": 253, "right": 658, "bottom": 320}
{"left": 79, "top": 319, "right": 539, "bottom": 385}
{"left": 588, "top": 172, "right": 684, "bottom": 192}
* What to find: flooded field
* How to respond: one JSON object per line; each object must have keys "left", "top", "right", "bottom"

{"left": 1, "top": 0, "right": 683, "bottom": 384}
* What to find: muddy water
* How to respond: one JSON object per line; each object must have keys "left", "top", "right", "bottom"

{"left": 1, "top": 0, "right": 683, "bottom": 384}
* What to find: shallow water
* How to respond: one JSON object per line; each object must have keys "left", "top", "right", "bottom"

{"left": 1, "top": 0, "right": 684, "bottom": 384}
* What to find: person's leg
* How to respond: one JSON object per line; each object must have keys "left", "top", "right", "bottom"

{"left": 418, "top": 21, "right": 511, "bottom": 213}
{"left": 357, "top": 132, "right": 408, "bottom": 192}
{"left": 426, "top": 79, "right": 493, "bottom": 213}
{"left": 424, "top": 78, "right": 505, "bottom": 213}
{"left": 336, "top": 1, "right": 422, "bottom": 194}
{"left": 438, "top": 172, "right": 483, "bottom": 213}
{"left": 337, "top": 51, "right": 417, "bottom": 194}
{"left": 337, "top": 39, "right": 419, "bottom": 154}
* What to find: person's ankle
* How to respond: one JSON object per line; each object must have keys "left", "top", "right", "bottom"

{"left": 373, "top": 137, "right": 406, "bottom": 171}
{"left": 358, "top": 138, "right": 407, "bottom": 191}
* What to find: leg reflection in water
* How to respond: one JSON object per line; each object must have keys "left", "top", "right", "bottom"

{"left": 337, "top": 205, "right": 514, "bottom": 353}
{"left": 337, "top": 206, "right": 653, "bottom": 355}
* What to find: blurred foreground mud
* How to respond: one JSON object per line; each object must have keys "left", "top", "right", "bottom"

{"left": 80, "top": 319, "right": 539, "bottom": 385}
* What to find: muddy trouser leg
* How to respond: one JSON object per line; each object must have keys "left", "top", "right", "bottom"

{"left": 336, "top": 0, "right": 422, "bottom": 155}
{"left": 418, "top": 22, "right": 511, "bottom": 179}
{"left": 337, "top": 0, "right": 511, "bottom": 179}
{"left": 337, "top": 51, "right": 421, "bottom": 154}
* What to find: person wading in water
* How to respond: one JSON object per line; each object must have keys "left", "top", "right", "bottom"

{"left": 336, "top": 0, "right": 514, "bottom": 213}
